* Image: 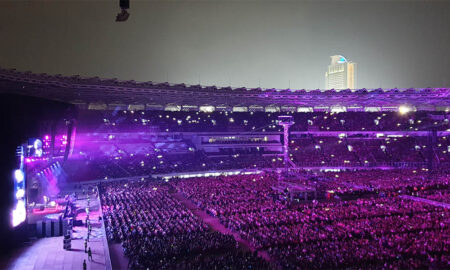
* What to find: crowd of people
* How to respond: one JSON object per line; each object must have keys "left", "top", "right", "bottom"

{"left": 289, "top": 136, "right": 450, "bottom": 166}
{"left": 322, "top": 169, "right": 449, "bottom": 196}
{"left": 265, "top": 197, "right": 448, "bottom": 269}
{"left": 64, "top": 109, "right": 450, "bottom": 184}
{"left": 96, "top": 168, "right": 449, "bottom": 269}
{"left": 99, "top": 180, "right": 271, "bottom": 269}
{"left": 416, "top": 189, "right": 450, "bottom": 204}
{"left": 67, "top": 153, "right": 284, "bottom": 181}
{"left": 66, "top": 134, "right": 449, "bottom": 182}
{"left": 79, "top": 108, "right": 450, "bottom": 269}
{"left": 170, "top": 171, "right": 449, "bottom": 269}
{"left": 79, "top": 110, "right": 450, "bottom": 133}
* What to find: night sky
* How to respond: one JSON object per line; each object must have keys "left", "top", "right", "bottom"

{"left": 0, "top": 0, "right": 449, "bottom": 90}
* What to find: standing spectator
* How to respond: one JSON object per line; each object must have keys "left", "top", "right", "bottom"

{"left": 88, "top": 247, "right": 93, "bottom": 262}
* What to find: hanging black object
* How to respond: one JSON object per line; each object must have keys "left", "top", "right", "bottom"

{"left": 116, "top": 0, "right": 130, "bottom": 22}
{"left": 120, "top": 0, "right": 130, "bottom": 9}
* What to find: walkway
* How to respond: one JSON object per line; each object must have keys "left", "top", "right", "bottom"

{"left": 171, "top": 192, "right": 273, "bottom": 262}
{"left": 109, "top": 243, "right": 129, "bottom": 270}
{"left": 400, "top": 195, "right": 450, "bottom": 209}
{"left": 340, "top": 181, "right": 368, "bottom": 190}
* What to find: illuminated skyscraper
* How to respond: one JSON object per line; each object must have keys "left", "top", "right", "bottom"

{"left": 325, "top": 55, "right": 356, "bottom": 90}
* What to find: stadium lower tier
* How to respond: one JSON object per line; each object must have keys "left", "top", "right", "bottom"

{"left": 63, "top": 134, "right": 449, "bottom": 182}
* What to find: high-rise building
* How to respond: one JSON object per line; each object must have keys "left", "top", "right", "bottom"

{"left": 325, "top": 55, "right": 356, "bottom": 90}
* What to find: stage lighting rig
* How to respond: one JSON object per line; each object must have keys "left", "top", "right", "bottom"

{"left": 11, "top": 145, "right": 26, "bottom": 227}
{"left": 277, "top": 115, "right": 294, "bottom": 173}
{"left": 116, "top": 0, "right": 130, "bottom": 22}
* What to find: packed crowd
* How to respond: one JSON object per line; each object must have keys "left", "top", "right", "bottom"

{"left": 67, "top": 153, "right": 284, "bottom": 181}
{"left": 171, "top": 172, "right": 449, "bottom": 269}
{"left": 65, "top": 109, "right": 450, "bottom": 183}
{"left": 99, "top": 180, "right": 271, "bottom": 269}
{"left": 79, "top": 108, "right": 450, "bottom": 269}
{"left": 266, "top": 197, "right": 449, "bottom": 269}
{"left": 416, "top": 189, "right": 450, "bottom": 204}
{"left": 79, "top": 110, "right": 450, "bottom": 133}
{"left": 322, "top": 169, "right": 450, "bottom": 196}
{"left": 289, "top": 136, "right": 450, "bottom": 166}
{"left": 67, "top": 133, "right": 449, "bottom": 182}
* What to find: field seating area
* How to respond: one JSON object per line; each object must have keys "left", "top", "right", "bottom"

{"left": 100, "top": 180, "right": 271, "bottom": 269}
{"left": 170, "top": 171, "right": 449, "bottom": 269}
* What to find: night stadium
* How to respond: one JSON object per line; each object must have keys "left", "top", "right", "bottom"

{"left": 0, "top": 1, "right": 449, "bottom": 270}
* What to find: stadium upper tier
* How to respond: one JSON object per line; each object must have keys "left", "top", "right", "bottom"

{"left": 0, "top": 67, "right": 449, "bottom": 111}
{"left": 78, "top": 110, "right": 450, "bottom": 132}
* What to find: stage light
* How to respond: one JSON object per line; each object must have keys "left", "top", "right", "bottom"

{"left": 31, "top": 139, "right": 44, "bottom": 157}
{"left": 33, "top": 139, "right": 42, "bottom": 149}
{"left": 14, "top": 169, "right": 24, "bottom": 183}
{"left": 15, "top": 189, "right": 25, "bottom": 199}
{"left": 11, "top": 200, "right": 26, "bottom": 227}
{"left": 35, "top": 148, "right": 43, "bottom": 157}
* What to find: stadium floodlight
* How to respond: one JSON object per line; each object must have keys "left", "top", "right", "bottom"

{"left": 199, "top": 106, "right": 215, "bottom": 113}
{"left": 15, "top": 189, "right": 25, "bottom": 199}
{"left": 398, "top": 105, "right": 412, "bottom": 115}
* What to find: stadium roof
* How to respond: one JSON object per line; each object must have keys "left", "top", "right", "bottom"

{"left": 0, "top": 67, "right": 448, "bottom": 111}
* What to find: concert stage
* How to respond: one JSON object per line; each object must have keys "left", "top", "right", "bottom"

{"left": 0, "top": 188, "right": 111, "bottom": 270}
